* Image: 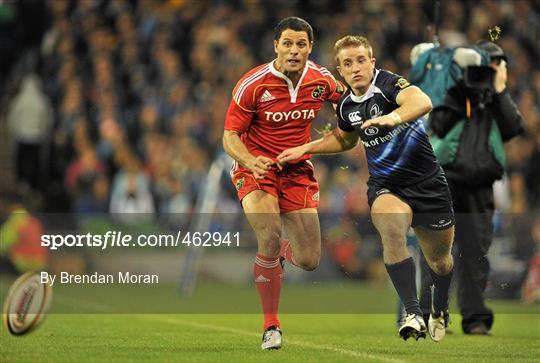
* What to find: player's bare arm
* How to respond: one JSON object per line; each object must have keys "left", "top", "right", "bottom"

{"left": 361, "top": 87, "right": 432, "bottom": 129}
{"left": 277, "top": 127, "right": 358, "bottom": 163}
{"left": 223, "top": 130, "right": 274, "bottom": 179}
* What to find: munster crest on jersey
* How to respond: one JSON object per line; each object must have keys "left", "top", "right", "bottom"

{"left": 335, "top": 81, "right": 345, "bottom": 95}
{"left": 312, "top": 85, "right": 326, "bottom": 99}
{"left": 235, "top": 177, "right": 245, "bottom": 191}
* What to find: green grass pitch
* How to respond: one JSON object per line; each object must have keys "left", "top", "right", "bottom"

{"left": 2, "top": 283, "right": 539, "bottom": 363}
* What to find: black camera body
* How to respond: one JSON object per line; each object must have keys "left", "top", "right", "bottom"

{"left": 464, "top": 66, "right": 495, "bottom": 90}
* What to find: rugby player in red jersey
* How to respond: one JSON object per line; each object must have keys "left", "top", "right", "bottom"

{"left": 223, "top": 17, "right": 344, "bottom": 350}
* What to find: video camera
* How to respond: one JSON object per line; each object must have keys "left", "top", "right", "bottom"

{"left": 464, "top": 40, "right": 507, "bottom": 91}
{"left": 463, "top": 65, "right": 495, "bottom": 90}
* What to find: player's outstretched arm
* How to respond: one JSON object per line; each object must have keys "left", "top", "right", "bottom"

{"left": 223, "top": 130, "right": 274, "bottom": 179}
{"left": 361, "top": 87, "right": 432, "bottom": 129}
{"left": 277, "top": 127, "right": 358, "bottom": 164}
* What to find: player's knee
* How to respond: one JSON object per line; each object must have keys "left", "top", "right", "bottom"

{"left": 295, "top": 254, "right": 320, "bottom": 271}
{"left": 299, "top": 261, "right": 319, "bottom": 271}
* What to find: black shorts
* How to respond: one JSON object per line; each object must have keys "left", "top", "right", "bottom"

{"left": 367, "top": 169, "right": 455, "bottom": 230}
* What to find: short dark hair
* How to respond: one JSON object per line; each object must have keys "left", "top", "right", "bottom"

{"left": 274, "top": 17, "right": 314, "bottom": 43}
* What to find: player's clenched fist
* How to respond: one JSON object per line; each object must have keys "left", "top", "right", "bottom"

{"left": 247, "top": 155, "right": 274, "bottom": 179}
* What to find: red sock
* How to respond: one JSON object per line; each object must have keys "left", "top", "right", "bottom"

{"left": 279, "top": 239, "right": 299, "bottom": 267}
{"left": 254, "top": 253, "right": 282, "bottom": 330}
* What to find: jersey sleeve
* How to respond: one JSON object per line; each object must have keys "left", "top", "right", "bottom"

{"left": 324, "top": 73, "right": 346, "bottom": 103}
{"left": 224, "top": 100, "right": 253, "bottom": 133}
{"left": 377, "top": 70, "right": 413, "bottom": 104}
{"left": 224, "top": 72, "right": 259, "bottom": 133}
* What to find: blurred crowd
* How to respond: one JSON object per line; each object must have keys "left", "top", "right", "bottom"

{"left": 1, "top": 0, "right": 539, "bottom": 283}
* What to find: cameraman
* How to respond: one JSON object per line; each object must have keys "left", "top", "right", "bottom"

{"left": 425, "top": 41, "right": 524, "bottom": 335}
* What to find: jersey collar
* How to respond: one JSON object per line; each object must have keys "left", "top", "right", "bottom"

{"left": 269, "top": 59, "right": 309, "bottom": 103}
{"left": 349, "top": 69, "right": 380, "bottom": 103}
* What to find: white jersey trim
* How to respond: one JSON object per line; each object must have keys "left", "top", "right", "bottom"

{"left": 349, "top": 69, "right": 381, "bottom": 103}
{"left": 338, "top": 93, "right": 351, "bottom": 123}
{"left": 233, "top": 65, "right": 271, "bottom": 104}
{"left": 307, "top": 61, "right": 335, "bottom": 79}
{"left": 269, "top": 60, "right": 309, "bottom": 103}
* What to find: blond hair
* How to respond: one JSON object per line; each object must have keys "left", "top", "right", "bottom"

{"left": 334, "top": 35, "right": 373, "bottom": 65}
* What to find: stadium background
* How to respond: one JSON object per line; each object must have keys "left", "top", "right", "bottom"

{"left": 1, "top": 0, "right": 539, "bottom": 305}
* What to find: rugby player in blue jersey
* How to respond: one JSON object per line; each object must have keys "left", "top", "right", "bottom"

{"left": 278, "top": 35, "right": 455, "bottom": 342}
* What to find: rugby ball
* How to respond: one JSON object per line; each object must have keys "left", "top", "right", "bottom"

{"left": 3, "top": 271, "right": 53, "bottom": 335}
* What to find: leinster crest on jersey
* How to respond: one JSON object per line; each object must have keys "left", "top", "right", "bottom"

{"left": 370, "top": 103, "right": 383, "bottom": 118}
{"left": 312, "top": 85, "right": 326, "bottom": 99}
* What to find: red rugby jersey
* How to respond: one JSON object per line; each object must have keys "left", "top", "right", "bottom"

{"left": 225, "top": 60, "right": 344, "bottom": 162}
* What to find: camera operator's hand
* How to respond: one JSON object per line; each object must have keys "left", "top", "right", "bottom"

{"left": 493, "top": 60, "right": 507, "bottom": 93}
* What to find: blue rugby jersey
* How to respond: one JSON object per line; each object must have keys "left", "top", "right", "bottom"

{"left": 337, "top": 69, "right": 439, "bottom": 185}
